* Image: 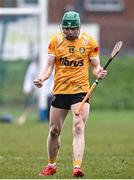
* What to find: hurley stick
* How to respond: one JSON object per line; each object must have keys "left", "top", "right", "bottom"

{"left": 75, "top": 41, "right": 123, "bottom": 115}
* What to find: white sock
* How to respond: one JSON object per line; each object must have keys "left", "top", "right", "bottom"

{"left": 74, "top": 165, "right": 80, "bottom": 168}
{"left": 48, "top": 162, "right": 56, "bottom": 167}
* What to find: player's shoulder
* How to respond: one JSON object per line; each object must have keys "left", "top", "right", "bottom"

{"left": 50, "top": 32, "right": 64, "bottom": 45}
{"left": 80, "top": 31, "right": 96, "bottom": 43}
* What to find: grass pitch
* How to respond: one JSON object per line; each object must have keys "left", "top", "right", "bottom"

{"left": 0, "top": 109, "right": 134, "bottom": 179}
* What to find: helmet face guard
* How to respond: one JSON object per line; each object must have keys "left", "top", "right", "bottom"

{"left": 61, "top": 11, "right": 80, "bottom": 29}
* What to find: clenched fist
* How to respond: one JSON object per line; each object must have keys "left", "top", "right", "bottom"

{"left": 33, "top": 78, "right": 43, "bottom": 88}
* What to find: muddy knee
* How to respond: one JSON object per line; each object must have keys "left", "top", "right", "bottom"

{"left": 73, "top": 123, "right": 84, "bottom": 135}
{"left": 50, "top": 126, "right": 60, "bottom": 138}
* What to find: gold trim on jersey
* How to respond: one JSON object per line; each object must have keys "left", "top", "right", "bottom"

{"left": 82, "top": 35, "right": 89, "bottom": 46}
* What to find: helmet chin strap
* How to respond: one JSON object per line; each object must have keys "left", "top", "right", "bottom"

{"left": 59, "top": 23, "right": 66, "bottom": 38}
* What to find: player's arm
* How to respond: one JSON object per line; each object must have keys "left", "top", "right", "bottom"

{"left": 34, "top": 55, "right": 55, "bottom": 88}
{"left": 90, "top": 56, "right": 107, "bottom": 79}
{"left": 88, "top": 36, "right": 107, "bottom": 79}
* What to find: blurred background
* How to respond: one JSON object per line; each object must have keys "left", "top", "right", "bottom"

{"left": 0, "top": 0, "right": 134, "bottom": 123}
{"left": 0, "top": 1, "right": 134, "bottom": 179}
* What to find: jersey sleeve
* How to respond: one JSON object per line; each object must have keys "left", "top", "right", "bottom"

{"left": 88, "top": 36, "right": 99, "bottom": 60}
{"left": 48, "top": 36, "right": 56, "bottom": 56}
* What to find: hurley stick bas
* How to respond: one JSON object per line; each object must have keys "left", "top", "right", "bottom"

{"left": 17, "top": 106, "right": 33, "bottom": 125}
{"left": 75, "top": 41, "right": 123, "bottom": 115}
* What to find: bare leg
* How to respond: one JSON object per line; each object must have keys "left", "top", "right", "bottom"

{"left": 71, "top": 103, "right": 89, "bottom": 166}
{"left": 47, "top": 106, "right": 68, "bottom": 161}
{"left": 38, "top": 106, "right": 68, "bottom": 176}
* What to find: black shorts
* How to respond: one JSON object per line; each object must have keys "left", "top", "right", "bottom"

{"left": 51, "top": 93, "right": 89, "bottom": 110}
